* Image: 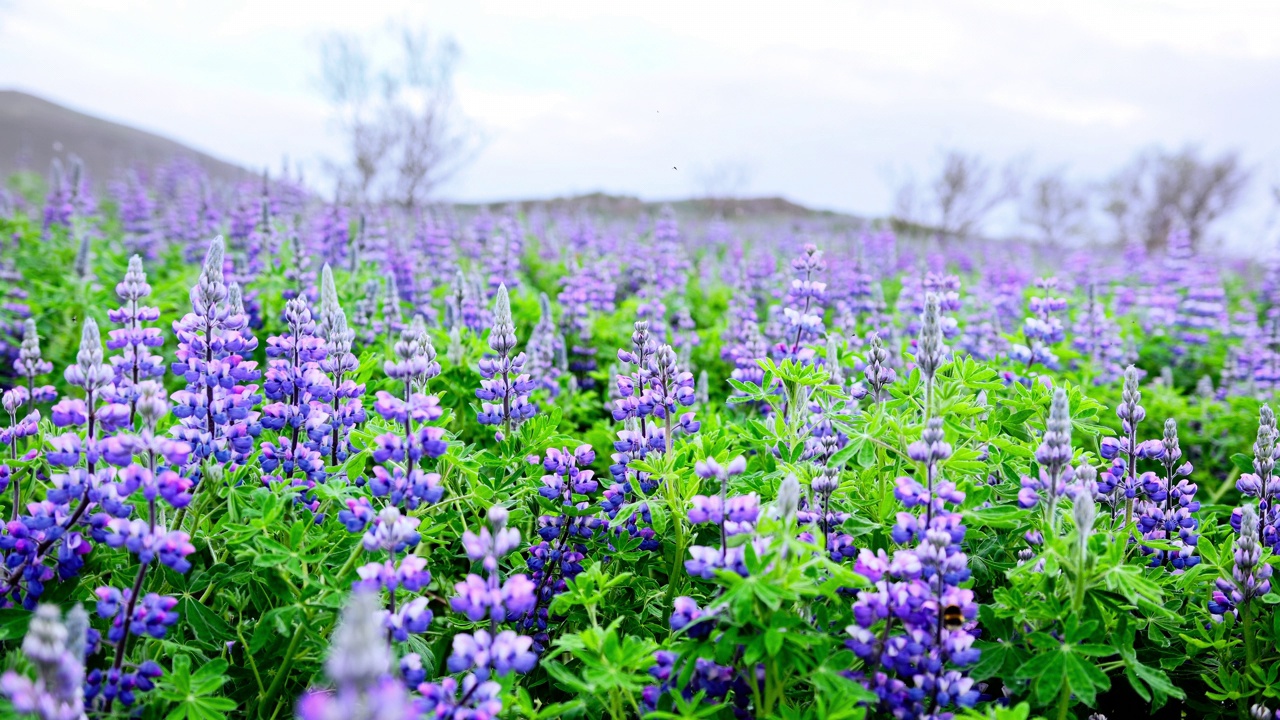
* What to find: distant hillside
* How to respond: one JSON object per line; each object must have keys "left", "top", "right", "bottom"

{"left": 458, "top": 192, "right": 860, "bottom": 223}
{"left": 0, "top": 90, "right": 250, "bottom": 185}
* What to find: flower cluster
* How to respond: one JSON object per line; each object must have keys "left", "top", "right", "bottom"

{"left": 88, "top": 379, "right": 195, "bottom": 709}
{"left": 476, "top": 285, "right": 537, "bottom": 437}
{"left": 344, "top": 505, "right": 434, "bottom": 642}
{"left": 1236, "top": 405, "right": 1280, "bottom": 554}
{"left": 261, "top": 296, "right": 335, "bottom": 511}
{"left": 1209, "top": 504, "right": 1272, "bottom": 620}
{"left": 170, "top": 237, "right": 262, "bottom": 470}
{"left": 1131, "top": 419, "right": 1201, "bottom": 570}
{"left": 316, "top": 264, "right": 367, "bottom": 467}
{"left": 522, "top": 447, "right": 603, "bottom": 649}
{"left": 0, "top": 604, "right": 91, "bottom": 720}
{"left": 851, "top": 417, "right": 980, "bottom": 719}
{"left": 107, "top": 256, "right": 166, "bottom": 423}
{"left": 15, "top": 319, "right": 57, "bottom": 408}
{"left": 1012, "top": 276, "right": 1068, "bottom": 371}
{"left": 1017, "top": 389, "right": 1079, "bottom": 525}
{"left": 296, "top": 591, "right": 423, "bottom": 720}
{"left": 774, "top": 243, "right": 826, "bottom": 362}
{"left": 684, "top": 456, "right": 764, "bottom": 579}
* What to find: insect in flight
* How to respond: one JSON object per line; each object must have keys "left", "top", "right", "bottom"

{"left": 942, "top": 604, "right": 964, "bottom": 631}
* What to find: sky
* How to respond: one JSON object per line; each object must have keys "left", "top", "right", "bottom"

{"left": 2, "top": 0, "right": 1280, "bottom": 247}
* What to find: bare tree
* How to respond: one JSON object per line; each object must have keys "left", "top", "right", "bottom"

{"left": 693, "top": 160, "right": 753, "bottom": 216}
{"left": 1020, "top": 169, "right": 1089, "bottom": 244}
{"left": 318, "top": 25, "right": 478, "bottom": 208}
{"left": 1103, "top": 146, "right": 1250, "bottom": 250}
{"left": 893, "top": 150, "right": 1022, "bottom": 239}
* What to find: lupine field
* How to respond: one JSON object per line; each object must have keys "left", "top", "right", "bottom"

{"left": 1, "top": 159, "right": 1280, "bottom": 720}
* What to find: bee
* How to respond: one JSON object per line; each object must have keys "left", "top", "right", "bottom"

{"left": 941, "top": 604, "right": 964, "bottom": 631}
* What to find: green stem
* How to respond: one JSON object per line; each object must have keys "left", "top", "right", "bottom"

{"left": 258, "top": 612, "right": 309, "bottom": 719}
{"left": 236, "top": 625, "right": 266, "bottom": 697}
{"left": 334, "top": 542, "right": 364, "bottom": 585}
{"left": 1055, "top": 677, "right": 1072, "bottom": 720}
{"left": 1243, "top": 601, "right": 1257, "bottom": 669}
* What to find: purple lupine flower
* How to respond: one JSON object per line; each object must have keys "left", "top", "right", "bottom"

{"left": 107, "top": 256, "right": 166, "bottom": 425}
{"left": 475, "top": 285, "right": 537, "bottom": 439}
{"left": 260, "top": 296, "right": 334, "bottom": 517}
{"left": 1133, "top": 419, "right": 1200, "bottom": 570}
{"left": 3, "top": 318, "right": 117, "bottom": 606}
{"left": 775, "top": 243, "right": 826, "bottom": 362}
{"left": 316, "top": 265, "right": 366, "bottom": 468}
{"left": 112, "top": 170, "right": 160, "bottom": 258}
{"left": 799, "top": 465, "right": 856, "bottom": 562}
{"left": 1102, "top": 365, "right": 1147, "bottom": 527}
{"left": 524, "top": 293, "right": 563, "bottom": 397}
{"left": 384, "top": 314, "right": 440, "bottom": 400}
{"left": 484, "top": 209, "right": 523, "bottom": 294}
{"left": 14, "top": 319, "right": 57, "bottom": 411}
{"left": 558, "top": 258, "right": 614, "bottom": 389}
{"left": 1, "top": 388, "right": 41, "bottom": 523}
{"left": 448, "top": 630, "right": 538, "bottom": 679}
{"left": 88, "top": 379, "right": 194, "bottom": 709}
{"left": 1010, "top": 276, "right": 1067, "bottom": 372}
{"left": 522, "top": 448, "right": 603, "bottom": 650}
{"left": 614, "top": 320, "right": 659, "bottom": 426}
{"left": 42, "top": 156, "right": 94, "bottom": 230}
{"left": 642, "top": 650, "right": 752, "bottom": 716}
{"left": 170, "top": 237, "right": 262, "bottom": 472}
{"left": 849, "top": 415, "right": 979, "bottom": 718}
{"left": 451, "top": 506, "right": 537, "bottom": 629}
{"left": 1072, "top": 283, "right": 1125, "bottom": 384}
{"left": 1017, "top": 388, "right": 1077, "bottom": 527}
{"left": 861, "top": 331, "right": 897, "bottom": 403}
{"left": 417, "top": 675, "right": 503, "bottom": 720}
{"left": 447, "top": 270, "right": 489, "bottom": 334}
{"left": 1236, "top": 406, "right": 1280, "bottom": 555}
{"left": 1209, "top": 504, "right": 1272, "bottom": 619}
{"left": 0, "top": 604, "right": 87, "bottom": 719}
{"left": 295, "top": 590, "right": 422, "bottom": 720}
{"left": 915, "top": 293, "right": 948, "bottom": 402}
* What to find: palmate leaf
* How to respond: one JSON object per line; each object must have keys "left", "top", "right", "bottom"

{"left": 156, "top": 655, "right": 237, "bottom": 720}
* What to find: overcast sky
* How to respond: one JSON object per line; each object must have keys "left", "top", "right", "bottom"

{"left": 2, "top": 1, "right": 1280, "bottom": 247}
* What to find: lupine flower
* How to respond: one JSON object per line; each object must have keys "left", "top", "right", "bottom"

{"left": 1018, "top": 389, "right": 1077, "bottom": 527}
{"left": 1100, "top": 365, "right": 1146, "bottom": 527}
{"left": 862, "top": 332, "right": 896, "bottom": 403}
{"left": 915, "top": 293, "right": 947, "bottom": 406}
{"left": 170, "top": 237, "right": 262, "bottom": 471}
{"left": 295, "top": 591, "right": 421, "bottom": 720}
{"left": 107, "top": 256, "right": 166, "bottom": 425}
{"left": 1072, "top": 283, "right": 1125, "bottom": 383}
{"left": 775, "top": 243, "right": 826, "bottom": 362}
{"left": 476, "top": 285, "right": 537, "bottom": 438}
{"left": 316, "top": 264, "right": 366, "bottom": 467}
{"left": 1132, "top": 419, "right": 1200, "bottom": 570}
{"left": 4, "top": 318, "right": 116, "bottom": 607}
{"left": 524, "top": 293, "right": 563, "bottom": 396}
{"left": 14, "top": 319, "right": 56, "bottom": 409}
{"left": 1011, "top": 276, "right": 1068, "bottom": 372}
{"left": 384, "top": 315, "right": 440, "bottom": 399}
{"left": 523, "top": 449, "right": 603, "bottom": 649}
{"left": 643, "top": 650, "right": 752, "bottom": 717}
{"left": 685, "top": 455, "right": 766, "bottom": 579}
{"left": 1, "top": 604, "right": 88, "bottom": 720}
{"left": 558, "top": 260, "right": 608, "bottom": 389}
{"left": 1209, "top": 504, "right": 1272, "bottom": 619}
{"left": 259, "top": 296, "right": 335, "bottom": 515}
{"left": 1237, "top": 405, "right": 1280, "bottom": 553}
{"left": 88, "top": 379, "right": 193, "bottom": 709}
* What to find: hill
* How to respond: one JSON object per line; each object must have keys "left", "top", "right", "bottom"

{"left": 0, "top": 90, "right": 250, "bottom": 185}
{"left": 456, "top": 192, "right": 860, "bottom": 224}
